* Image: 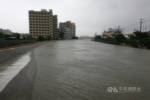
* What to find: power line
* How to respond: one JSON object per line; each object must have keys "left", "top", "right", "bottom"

{"left": 123, "top": 22, "right": 140, "bottom": 28}
{"left": 123, "top": 20, "right": 150, "bottom": 29}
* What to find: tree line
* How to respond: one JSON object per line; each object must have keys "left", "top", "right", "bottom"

{"left": 94, "top": 31, "right": 150, "bottom": 45}
{"left": 0, "top": 32, "right": 33, "bottom": 40}
{"left": 0, "top": 32, "right": 20, "bottom": 39}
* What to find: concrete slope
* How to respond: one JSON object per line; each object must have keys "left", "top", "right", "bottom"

{"left": 0, "top": 42, "right": 47, "bottom": 100}
{"left": 0, "top": 51, "right": 36, "bottom": 100}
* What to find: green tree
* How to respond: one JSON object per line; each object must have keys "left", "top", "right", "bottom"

{"left": 0, "top": 32, "right": 4, "bottom": 38}
{"left": 141, "top": 37, "right": 150, "bottom": 45}
{"left": 37, "top": 36, "right": 44, "bottom": 41}
{"left": 22, "top": 36, "right": 27, "bottom": 39}
{"left": 128, "top": 34, "right": 136, "bottom": 40}
{"left": 115, "top": 34, "right": 126, "bottom": 44}
{"left": 124, "top": 34, "right": 137, "bottom": 44}
{"left": 101, "top": 37, "right": 116, "bottom": 42}
{"left": 4, "top": 34, "right": 11, "bottom": 39}
{"left": 134, "top": 31, "right": 149, "bottom": 41}
{"left": 95, "top": 35, "right": 101, "bottom": 41}
{"left": 60, "top": 31, "right": 65, "bottom": 39}
{"left": 133, "top": 31, "right": 150, "bottom": 45}
{"left": 46, "top": 35, "right": 51, "bottom": 40}
{"left": 124, "top": 39, "right": 137, "bottom": 44}
{"left": 27, "top": 35, "right": 32, "bottom": 39}
{"left": 72, "top": 36, "right": 78, "bottom": 39}
{"left": 12, "top": 33, "right": 20, "bottom": 39}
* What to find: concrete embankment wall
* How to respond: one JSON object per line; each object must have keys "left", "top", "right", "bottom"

{"left": 0, "top": 42, "right": 44, "bottom": 64}
{"left": 0, "top": 53, "right": 36, "bottom": 100}
{"left": 0, "top": 38, "right": 37, "bottom": 48}
{"left": 0, "top": 42, "right": 46, "bottom": 100}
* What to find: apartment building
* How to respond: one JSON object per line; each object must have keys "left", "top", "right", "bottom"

{"left": 29, "top": 9, "right": 58, "bottom": 39}
{"left": 53, "top": 15, "right": 59, "bottom": 39}
{"left": 59, "top": 21, "right": 76, "bottom": 39}
{"left": 65, "top": 28, "right": 72, "bottom": 39}
{"left": 71, "top": 23, "right": 75, "bottom": 37}
{"left": 59, "top": 22, "right": 67, "bottom": 28}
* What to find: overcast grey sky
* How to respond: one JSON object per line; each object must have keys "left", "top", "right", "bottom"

{"left": 0, "top": 0, "right": 150, "bottom": 36}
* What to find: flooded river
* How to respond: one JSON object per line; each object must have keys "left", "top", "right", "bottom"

{"left": 33, "top": 40, "right": 150, "bottom": 100}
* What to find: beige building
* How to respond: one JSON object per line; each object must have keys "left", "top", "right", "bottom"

{"left": 29, "top": 9, "right": 58, "bottom": 39}
{"left": 71, "top": 23, "right": 75, "bottom": 37}
{"left": 102, "top": 28, "right": 123, "bottom": 38}
{"left": 53, "top": 15, "right": 59, "bottom": 39}
{"left": 124, "top": 33, "right": 135, "bottom": 38}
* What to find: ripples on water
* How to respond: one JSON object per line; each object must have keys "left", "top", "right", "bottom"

{"left": 33, "top": 40, "right": 150, "bottom": 100}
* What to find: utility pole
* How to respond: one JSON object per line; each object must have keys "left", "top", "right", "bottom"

{"left": 115, "top": 27, "right": 116, "bottom": 35}
{"left": 140, "top": 19, "right": 144, "bottom": 33}
{"left": 123, "top": 28, "right": 125, "bottom": 34}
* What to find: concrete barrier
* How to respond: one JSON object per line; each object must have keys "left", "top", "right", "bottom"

{"left": 0, "top": 42, "right": 45, "bottom": 64}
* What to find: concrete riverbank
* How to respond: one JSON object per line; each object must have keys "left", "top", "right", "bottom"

{"left": 93, "top": 40, "right": 150, "bottom": 50}
{"left": 0, "top": 42, "right": 45, "bottom": 64}
{"left": 0, "top": 42, "right": 46, "bottom": 100}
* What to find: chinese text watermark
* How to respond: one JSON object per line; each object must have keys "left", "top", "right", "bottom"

{"left": 107, "top": 87, "right": 141, "bottom": 93}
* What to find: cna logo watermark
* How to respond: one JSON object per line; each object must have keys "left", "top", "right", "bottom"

{"left": 107, "top": 87, "right": 141, "bottom": 93}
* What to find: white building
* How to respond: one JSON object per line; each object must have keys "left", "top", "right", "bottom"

{"left": 65, "top": 28, "right": 72, "bottom": 39}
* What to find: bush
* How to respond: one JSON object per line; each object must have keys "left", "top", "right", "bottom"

{"left": 95, "top": 35, "right": 101, "bottom": 40}
{"left": 37, "top": 36, "right": 44, "bottom": 41}
{"left": 124, "top": 39, "right": 137, "bottom": 44}
{"left": 101, "top": 37, "right": 116, "bottom": 42}
{"left": 115, "top": 34, "right": 126, "bottom": 43}
{"left": 0, "top": 32, "right": 4, "bottom": 38}
{"left": 72, "top": 36, "right": 78, "bottom": 39}
{"left": 12, "top": 33, "right": 20, "bottom": 39}
{"left": 141, "top": 37, "right": 150, "bottom": 45}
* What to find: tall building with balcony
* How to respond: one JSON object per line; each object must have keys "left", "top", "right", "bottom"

{"left": 65, "top": 28, "right": 72, "bottom": 39}
{"left": 53, "top": 15, "right": 59, "bottom": 39}
{"left": 59, "top": 21, "right": 76, "bottom": 39}
{"left": 71, "top": 23, "right": 75, "bottom": 37}
{"left": 28, "top": 9, "right": 58, "bottom": 39}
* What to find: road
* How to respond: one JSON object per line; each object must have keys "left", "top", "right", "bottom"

{"left": 32, "top": 39, "right": 150, "bottom": 100}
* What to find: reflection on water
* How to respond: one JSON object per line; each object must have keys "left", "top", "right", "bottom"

{"left": 33, "top": 40, "right": 150, "bottom": 100}
{"left": 0, "top": 52, "right": 31, "bottom": 92}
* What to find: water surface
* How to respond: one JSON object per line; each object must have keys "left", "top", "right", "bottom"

{"left": 33, "top": 40, "right": 150, "bottom": 100}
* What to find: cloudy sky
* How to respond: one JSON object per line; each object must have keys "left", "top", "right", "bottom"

{"left": 0, "top": 0, "right": 150, "bottom": 36}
